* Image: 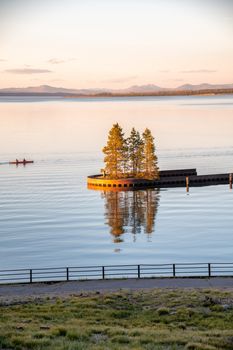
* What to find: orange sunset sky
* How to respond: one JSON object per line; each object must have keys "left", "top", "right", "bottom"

{"left": 1, "top": 0, "right": 233, "bottom": 89}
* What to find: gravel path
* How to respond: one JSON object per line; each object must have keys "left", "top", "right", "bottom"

{"left": 1, "top": 277, "right": 233, "bottom": 303}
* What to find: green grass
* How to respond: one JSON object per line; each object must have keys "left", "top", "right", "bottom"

{"left": 1, "top": 288, "right": 233, "bottom": 349}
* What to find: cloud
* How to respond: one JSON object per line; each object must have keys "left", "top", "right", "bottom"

{"left": 160, "top": 70, "right": 170, "bottom": 73}
{"left": 102, "top": 76, "right": 138, "bottom": 84}
{"left": 5, "top": 68, "right": 53, "bottom": 74}
{"left": 0, "top": 59, "right": 7, "bottom": 62}
{"left": 180, "top": 69, "right": 217, "bottom": 73}
{"left": 47, "top": 58, "right": 66, "bottom": 64}
{"left": 47, "top": 58, "right": 76, "bottom": 64}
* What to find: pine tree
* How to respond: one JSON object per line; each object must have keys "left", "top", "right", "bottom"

{"left": 142, "top": 128, "right": 159, "bottom": 179}
{"left": 127, "top": 128, "right": 144, "bottom": 177}
{"left": 102, "top": 123, "right": 127, "bottom": 178}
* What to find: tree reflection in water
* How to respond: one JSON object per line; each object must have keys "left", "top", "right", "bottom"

{"left": 101, "top": 189, "right": 160, "bottom": 243}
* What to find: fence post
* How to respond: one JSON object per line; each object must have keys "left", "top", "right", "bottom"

{"left": 208, "top": 263, "right": 211, "bottom": 277}
{"left": 30, "top": 269, "right": 32, "bottom": 283}
{"left": 138, "top": 265, "right": 141, "bottom": 279}
{"left": 66, "top": 267, "right": 69, "bottom": 281}
{"left": 173, "top": 264, "right": 176, "bottom": 277}
{"left": 102, "top": 266, "right": 105, "bottom": 280}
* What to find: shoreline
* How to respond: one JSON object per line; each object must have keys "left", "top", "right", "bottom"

{"left": 1, "top": 277, "right": 233, "bottom": 303}
{"left": 0, "top": 90, "right": 233, "bottom": 99}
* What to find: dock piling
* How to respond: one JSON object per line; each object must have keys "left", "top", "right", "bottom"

{"left": 230, "top": 174, "right": 232, "bottom": 190}
{"left": 186, "top": 176, "right": 189, "bottom": 192}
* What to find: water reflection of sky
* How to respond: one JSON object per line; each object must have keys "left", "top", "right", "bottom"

{"left": 0, "top": 155, "right": 232, "bottom": 269}
{"left": 0, "top": 96, "right": 232, "bottom": 268}
{"left": 0, "top": 95, "right": 233, "bottom": 154}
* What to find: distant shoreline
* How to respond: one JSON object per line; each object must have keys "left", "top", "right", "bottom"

{"left": 0, "top": 89, "right": 233, "bottom": 98}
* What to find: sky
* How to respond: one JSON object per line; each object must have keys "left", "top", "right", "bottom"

{"left": 0, "top": 0, "right": 233, "bottom": 89}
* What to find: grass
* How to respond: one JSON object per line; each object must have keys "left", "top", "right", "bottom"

{"left": 0, "top": 288, "right": 233, "bottom": 349}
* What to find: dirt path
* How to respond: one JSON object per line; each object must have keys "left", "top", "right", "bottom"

{"left": 0, "top": 277, "right": 233, "bottom": 303}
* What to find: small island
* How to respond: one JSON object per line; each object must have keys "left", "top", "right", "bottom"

{"left": 88, "top": 123, "right": 162, "bottom": 189}
{"left": 87, "top": 123, "right": 232, "bottom": 191}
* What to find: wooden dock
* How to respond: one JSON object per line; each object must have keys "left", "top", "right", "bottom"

{"left": 87, "top": 169, "right": 232, "bottom": 190}
{"left": 158, "top": 170, "right": 231, "bottom": 188}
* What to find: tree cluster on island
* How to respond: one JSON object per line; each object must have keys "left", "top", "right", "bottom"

{"left": 102, "top": 123, "right": 159, "bottom": 179}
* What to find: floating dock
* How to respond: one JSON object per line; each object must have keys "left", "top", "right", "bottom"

{"left": 87, "top": 168, "right": 232, "bottom": 190}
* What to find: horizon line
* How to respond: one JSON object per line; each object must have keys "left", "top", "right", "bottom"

{"left": 1, "top": 82, "right": 233, "bottom": 91}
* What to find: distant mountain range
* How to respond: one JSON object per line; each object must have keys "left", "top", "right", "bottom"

{"left": 0, "top": 83, "right": 233, "bottom": 96}
{"left": 175, "top": 83, "right": 233, "bottom": 91}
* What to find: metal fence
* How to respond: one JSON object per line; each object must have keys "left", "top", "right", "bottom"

{"left": 0, "top": 263, "right": 233, "bottom": 285}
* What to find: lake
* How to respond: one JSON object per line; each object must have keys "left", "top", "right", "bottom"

{"left": 0, "top": 95, "right": 232, "bottom": 269}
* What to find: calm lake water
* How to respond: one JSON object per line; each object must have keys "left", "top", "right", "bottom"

{"left": 0, "top": 95, "right": 233, "bottom": 269}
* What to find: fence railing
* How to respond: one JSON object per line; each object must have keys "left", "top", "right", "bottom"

{"left": 0, "top": 263, "right": 233, "bottom": 284}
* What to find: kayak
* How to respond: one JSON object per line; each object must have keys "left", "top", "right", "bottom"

{"left": 9, "top": 160, "right": 34, "bottom": 165}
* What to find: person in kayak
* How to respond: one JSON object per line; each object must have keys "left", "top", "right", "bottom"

{"left": 16, "top": 159, "right": 19, "bottom": 164}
